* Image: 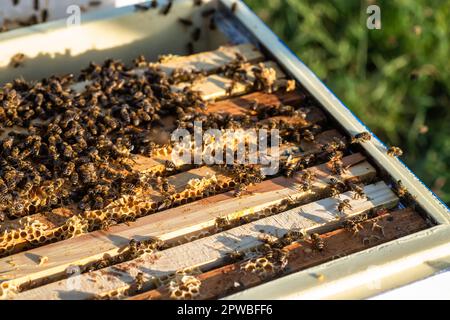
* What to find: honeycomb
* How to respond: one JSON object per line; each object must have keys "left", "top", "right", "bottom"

{"left": 168, "top": 274, "right": 202, "bottom": 300}
{"left": 0, "top": 281, "right": 17, "bottom": 300}
{"left": 241, "top": 257, "right": 275, "bottom": 278}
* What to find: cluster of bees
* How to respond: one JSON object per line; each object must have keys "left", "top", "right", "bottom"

{"left": 0, "top": 45, "right": 217, "bottom": 224}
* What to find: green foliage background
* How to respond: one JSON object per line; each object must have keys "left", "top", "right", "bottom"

{"left": 244, "top": 0, "right": 450, "bottom": 204}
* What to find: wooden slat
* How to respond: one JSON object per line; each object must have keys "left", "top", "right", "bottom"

{"left": 12, "top": 182, "right": 397, "bottom": 300}
{"left": 0, "top": 152, "right": 369, "bottom": 289}
{"left": 173, "top": 61, "right": 286, "bottom": 101}
{"left": 204, "top": 90, "right": 306, "bottom": 116}
{"left": 71, "top": 44, "right": 264, "bottom": 93}
{"left": 130, "top": 208, "right": 427, "bottom": 300}
{"left": 155, "top": 44, "right": 264, "bottom": 75}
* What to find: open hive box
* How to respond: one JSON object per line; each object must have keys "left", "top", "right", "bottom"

{"left": 0, "top": 0, "right": 449, "bottom": 300}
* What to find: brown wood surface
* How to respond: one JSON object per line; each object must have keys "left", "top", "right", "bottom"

{"left": 129, "top": 208, "right": 427, "bottom": 300}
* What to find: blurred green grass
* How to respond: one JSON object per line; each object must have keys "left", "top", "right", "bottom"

{"left": 245, "top": 0, "right": 450, "bottom": 204}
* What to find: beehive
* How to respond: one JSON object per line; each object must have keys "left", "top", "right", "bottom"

{"left": 0, "top": 0, "right": 448, "bottom": 300}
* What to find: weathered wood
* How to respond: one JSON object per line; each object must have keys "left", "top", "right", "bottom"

{"left": 130, "top": 208, "right": 427, "bottom": 300}
{"left": 0, "top": 152, "right": 369, "bottom": 290}
{"left": 12, "top": 182, "right": 397, "bottom": 300}
{"left": 71, "top": 44, "right": 264, "bottom": 93}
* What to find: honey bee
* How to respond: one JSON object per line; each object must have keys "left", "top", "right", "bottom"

{"left": 9, "top": 200, "right": 25, "bottom": 218}
{"left": 226, "top": 80, "right": 238, "bottom": 96}
{"left": 9, "top": 53, "right": 26, "bottom": 68}
{"left": 375, "top": 207, "right": 389, "bottom": 217}
{"left": 63, "top": 161, "right": 76, "bottom": 177}
{"left": 79, "top": 163, "right": 97, "bottom": 184}
{"left": 0, "top": 178, "right": 8, "bottom": 194}
{"left": 134, "top": 3, "right": 150, "bottom": 11}
{"left": 394, "top": 180, "right": 408, "bottom": 198}
{"left": 158, "top": 194, "right": 173, "bottom": 210}
{"left": 2, "top": 136, "right": 14, "bottom": 151}
{"left": 387, "top": 146, "right": 403, "bottom": 157}
{"left": 62, "top": 143, "right": 74, "bottom": 159}
{"left": 328, "top": 177, "right": 345, "bottom": 198}
{"left": 208, "top": 17, "right": 216, "bottom": 30}
{"left": 165, "top": 160, "right": 177, "bottom": 172}
{"left": 89, "top": 1, "right": 102, "bottom": 7}
{"left": 346, "top": 181, "right": 366, "bottom": 199}
{"left": 37, "top": 164, "right": 51, "bottom": 177}
{"left": 300, "top": 170, "right": 316, "bottom": 183}
{"left": 30, "top": 139, "right": 41, "bottom": 156}
{"left": 351, "top": 132, "right": 371, "bottom": 144}
{"left": 343, "top": 219, "right": 362, "bottom": 236}
{"left": 160, "top": 0, "right": 172, "bottom": 15}
{"left": 281, "top": 226, "right": 306, "bottom": 245}
{"left": 310, "top": 233, "right": 325, "bottom": 251}
{"left": 282, "top": 155, "right": 300, "bottom": 178}
{"left": 322, "top": 138, "right": 346, "bottom": 154}
{"left": 302, "top": 129, "right": 315, "bottom": 142}
{"left": 285, "top": 79, "right": 296, "bottom": 92}
{"left": 328, "top": 150, "right": 344, "bottom": 163}
{"left": 38, "top": 7, "right": 48, "bottom": 21}
{"left": 201, "top": 8, "right": 215, "bottom": 17}
{"left": 298, "top": 170, "right": 315, "bottom": 192}
{"left": 256, "top": 245, "right": 283, "bottom": 269}
{"left": 128, "top": 239, "right": 140, "bottom": 257}
{"left": 258, "top": 235, "right": 280, "bottom": 255}
{"left": 100, "top": 218, "right": 117, "bottom": 231}
{"left": 231, "top": 1, "right": 238, "bottom": 13}
{"left": 133, "top": 272, "right": 145, "bottom": 292}
{"left": 156, "top": 177, "right": 171, "bottom": 194}
{"left": 21, "top": 179, "right": 34, "bottom": 195}
{"left": 70, "top": 172, "right": 79, "bottom": 186}
{"left": 226, "top": 250, "right": 245, "bottom": 263}
{"left": 178, "top": 18, "right": 193, "bottom": 26}
{"left": 233, "top": 183, "right": 247, "bottom": 197}
{"left": 215, "top": 216, "right": 231, "bottom": 230}
{"left": 329, "top": 151, "right": 346, "bottom": 175}
{"left": 371, "top": 221, "right": 385, "bottom": 237}
{"left": 149, "top": 237, "right": 166, "bottom": 251}
{"left": 337, "top": 199, "right": 352, "bottom": 215}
